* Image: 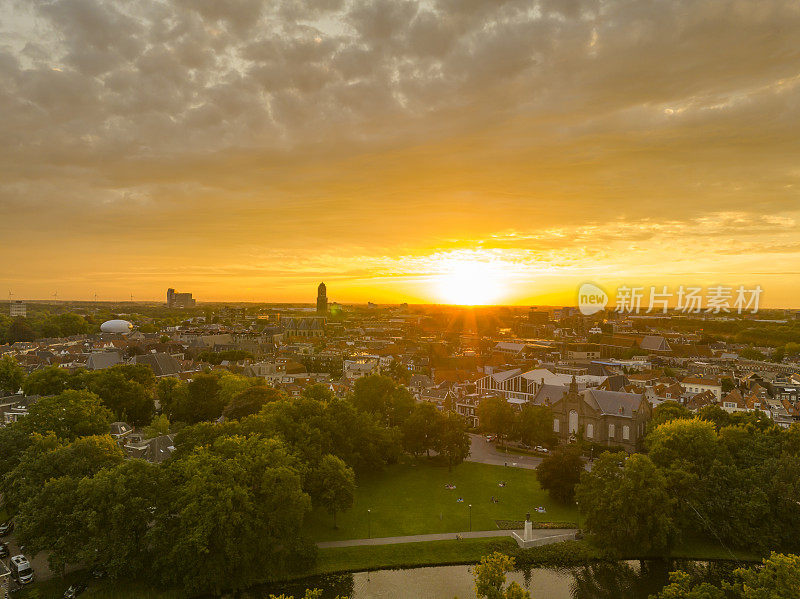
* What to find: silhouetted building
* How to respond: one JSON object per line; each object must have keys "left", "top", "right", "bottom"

{"left": 167, "top": 288, "right": 195, "bottom": 308}
{"left": 317, "top": 282, "right": 328, "bottom": 314}
{"left": 9, "top": 301, "right": 26, "bottom": 317}
{"left": 528, "top": 307, "right": 549, "bottom": 325}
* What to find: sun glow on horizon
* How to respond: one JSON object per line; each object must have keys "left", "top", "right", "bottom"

{"left": 432, "top": 259, "right": 510, "bottom": 305}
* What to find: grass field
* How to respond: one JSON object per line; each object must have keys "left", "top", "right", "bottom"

{"left": 304, "top": 459, "right": 578, "bottom": 542}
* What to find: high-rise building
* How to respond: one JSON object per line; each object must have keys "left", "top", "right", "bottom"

{"left": 10, "top": 300, "right": 26, "bottom": 318}
{"left": 316, "top": 282, "right": 328, "bottom": 314}
{"left": 167, "top": 288, "right": 196, "bottom": 308}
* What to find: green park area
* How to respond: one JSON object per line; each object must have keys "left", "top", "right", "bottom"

{"left": 304, "top": 459, "right": 578, "bottom": 542}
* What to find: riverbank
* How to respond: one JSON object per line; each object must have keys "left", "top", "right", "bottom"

{"left": 15, "top": 536, "right": 764, "bottom": 598}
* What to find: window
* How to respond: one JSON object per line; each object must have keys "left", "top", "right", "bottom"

{"left": 553, "top": 419, "right": 560, "bottom": 433}
{"left": 608, "top": 423, "right": 615, "bottom": 438}
{"left": 586, "top": 423, "right": 594, "bottom": 439}
{"left": 569, "top": 410, "right": 579, "bottom": 434}
{"left": 623, "top": 425, "right": 630, "bottom": 440}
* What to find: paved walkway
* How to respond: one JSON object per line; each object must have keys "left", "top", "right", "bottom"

{"left": 465, "top": 434, "right": 542, "bottom": 470}
{"left": 317, "top": 528, "right": 577, "bottom": 548}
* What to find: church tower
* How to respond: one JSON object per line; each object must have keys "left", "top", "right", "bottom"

{"left": 316, "top": 282, "right": 328, "bottom": 314}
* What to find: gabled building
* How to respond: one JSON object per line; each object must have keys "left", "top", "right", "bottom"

{"left": 681, "top": 376, "right": 723, "bottom": 400}
{"left": 548, "top": 378, "right": 651, "bottom": 452}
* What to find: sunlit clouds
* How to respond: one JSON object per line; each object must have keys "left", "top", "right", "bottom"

{"left": 1, "top": 0, "right": 800, "bottom": 304}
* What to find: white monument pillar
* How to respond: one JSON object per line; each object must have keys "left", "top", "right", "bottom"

{"left": 523, "top": 512, "right": 533, "bottom": 542}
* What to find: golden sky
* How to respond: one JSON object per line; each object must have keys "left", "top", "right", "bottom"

{"left": 1, "top": 0, "right": 800, "bottom": 306}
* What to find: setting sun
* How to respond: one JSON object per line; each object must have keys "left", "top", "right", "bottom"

{"left": 433, "top": 259, "right": 510, "bottom": 305}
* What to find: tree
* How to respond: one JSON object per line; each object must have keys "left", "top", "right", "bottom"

{"left": 156, "top": 377, "right": 187, "bottom": 417}
{"left": 351, "top": 375, "right": 414, "bottom": 427}
{"left": 245, "top": 397, "right": 401, "bottom": 474}
{"left": 437, "top": 411, "right": 471, "bottom": 471}
{"left": 7, "top": 317, "right": 35, "bottom": 342}
{"left": 169, "top": 373, "right": 224, "bottom": 423}
{"left": 6, "top": 433, "right": 124, "bottom": 512}
{"left": 648, "top": 401, "right": 692, "bottom": 431}
{"left": 655, "top": 553, "right": 800, "bottom": 599}
{"left": 22, "top": 365, "right": 72, "bottom": 396}
{"left": 516, "top": 404, "right": 558, "bottom": 448}
{"left": 148, "top": 436, "right": 313, "bottom": 594}
{"left": 143, "top": 413, "right": 171, "bottom": 439}
{"left": 473, "top": 552, "right": 531, "bottom": 599}
{"left": 575, "top": 452, "right": 676, "bottom": 557}
{"left": 647, "top": 418, "right": 718, "bottom": 476}
{"left": 732, "top": 552, "right": 800, "bottom": 599}
{"left": 477, "top": 396, "right": 515, "bottom": 446}
{"left": 402, "top": 402, "right": 443, "bottom": 457}
{"left": 77, "top": 460, "right": 168, "bottom": 578}
{"left": 302, "top": 383, "right": 335, "bottom": 403}
{"left": 50, "top": 313, "right": 90, "bottom": 337}
{"left": 0, "top": 354, "right": 24, "bottom": 395}
{"left": 654, "top": 571, "right": 726, "bottom": 599}
{"left": 698, "top": 405, "right": 734, "bottom": 430}
{"left": 536, "top": 445, "right": 583, "bottom": 503}
{"left": 223, "top": 385, "right": 285, "bottom": 420}
{"left": 14, "top": 476, "right": 84, "bottom": 575}
{"left": 0, "top": 424, "right": 33, "bottom": 478}
{"left": 740, "top": 347, "right": 766, "bottom": 361}
{"left": 308, "top": 454, "right": 356, "bottom": 528}
{"left": 217, "top": 372, "right": 262, "bottom": 407}
{"left": 23, "top": 390, "right": 113, "bottom": 440}
{"left": 85, "top": 369, "right": 154, "bottom": 426}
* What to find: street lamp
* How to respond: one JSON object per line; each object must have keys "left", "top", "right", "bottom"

{"left": 367, "top": 509, "right": 371, "bottom": 539}
{"left": 469, "top": 504, "right": 472, "bottom": 532}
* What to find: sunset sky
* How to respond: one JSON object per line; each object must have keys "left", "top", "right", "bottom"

{"left": 2, "top": 0, "right": 799, "bottom": 306}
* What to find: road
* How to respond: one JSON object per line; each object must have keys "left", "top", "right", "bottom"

{"left": 465, "top": 434, "right": 543, "bottom": 470}
{"left": 1, "top": 527, "right": 77, "bottom": 592}
{"left": 317, "top": 528, "right": 578, "bottom": 548}
{"left": 465, "top": 434, "right": 594, "bottom": 472}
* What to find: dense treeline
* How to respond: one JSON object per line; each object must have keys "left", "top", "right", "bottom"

{"left": 0, "top": 374, "right": 470, "bottom": 594}
{"left": 0, "top": 302, "right": 210, "bottom": 343}
{"left": 576, "top": 401, "right": 800, "bottom": 558}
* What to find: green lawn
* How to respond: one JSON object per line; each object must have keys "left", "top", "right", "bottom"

{"left": 304, "top": 459, "right": 577, "bottom": 542}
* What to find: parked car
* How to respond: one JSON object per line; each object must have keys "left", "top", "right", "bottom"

{"left": 0, "top": 519, "right": 14, "bottom": 536}
{"left": 485, "top": 435, "right": 496, "bottom": 442}
{"left": 63, "top": 581, "right": 88, "bottom": 598}
{"left": 0, "top": 540, "right": 9, "bottom": 557}
{"left": 10, "top": 555, "right": 34, "bottom": 585}
{"left": 534, "top": 446, "right": 550, "bottom": 454}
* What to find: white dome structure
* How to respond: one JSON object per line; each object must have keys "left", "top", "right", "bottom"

{"left": 100, "top": 319, "right": 134, "bottom": 334}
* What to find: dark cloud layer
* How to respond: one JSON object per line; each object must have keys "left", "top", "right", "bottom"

{"left": 1, "top": 0, "right": 799, "bottom": 302}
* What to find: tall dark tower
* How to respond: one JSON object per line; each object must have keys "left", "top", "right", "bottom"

{"left": 316, "top": 282, "right": 328, "bottom": 314}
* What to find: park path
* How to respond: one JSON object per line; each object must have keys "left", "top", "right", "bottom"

{"left": 316, "top": 528, "right": 577, "bottom": 548}
{"left": 465, "top": 434, "right": 542, "bottom": 470}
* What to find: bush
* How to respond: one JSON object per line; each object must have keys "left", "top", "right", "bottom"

{"left": 512, "top": 540, "right": 605, "bottom": 567}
